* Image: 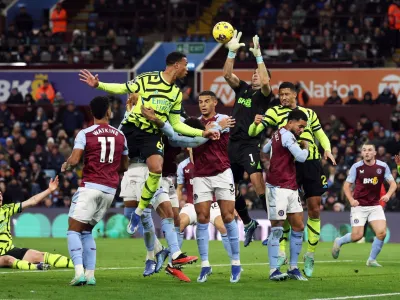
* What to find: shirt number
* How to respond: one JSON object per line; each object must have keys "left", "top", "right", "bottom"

{"left": 98, "top": 137, "right": 115, "bottom": 163}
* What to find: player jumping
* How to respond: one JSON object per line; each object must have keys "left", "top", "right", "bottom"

{"left": 190, "top": 91, "right": 241, "bottom": 283}
{"left": 62, "top": 96, "right": 129, "bottom": 286}
{"left": 0, "top": 177, "right": 70, "bottom": 271}
{"left": 223, "top": 31, "right": 272, "bottom": 247}
{"left": 262, "top": 110, "right": 309, "bottom": 281}
{"left": 332, "top": 144, "right": 397, "bottom": 267}
{"left": 79, "top": 52, "right": 217, "bottom": 268}
{"left": 249, "top": 81, "right": 336, "bottom": 277}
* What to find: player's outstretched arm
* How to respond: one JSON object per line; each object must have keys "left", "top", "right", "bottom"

{"left": 21, "top": 176, "right": 59, "bottom": 210}
{"left": 249, "top": 35, "right": 271, "bottom": 96}
{"left": 223, "top": 30, "right": 244, "bottom": 89}
{"left": 79, "top": 69, "right": 131, "bottom": 94}
{"left": 61, "top": 149, "right": 84, "bottom": 172}
{"left": 248, "top": 114, "right": 267, "bottom": 137}
{"left": 262, "top": 139, "right": 272, "bottom": 154}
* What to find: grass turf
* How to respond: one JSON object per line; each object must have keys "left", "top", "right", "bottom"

{"left": 1, "top": 238, "right": 399, "bottom": 300}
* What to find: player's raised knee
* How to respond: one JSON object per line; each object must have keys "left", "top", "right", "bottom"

{"left": 376, "top": 229, "right": 386, "bottom": 241}
{"left": 351, "top": 232, "right": 364, "bottom": 242}
{"left": 307, "top": 206, "right": 320, "bottom": 219}
{"left": 197, "top": 213, "right": 210, "bottom": 224}
{"left": 292, "top": 223, "right": 305, "bottom": 232}
{"left": 221, "top": 213, "right": 235, "bottom": 224}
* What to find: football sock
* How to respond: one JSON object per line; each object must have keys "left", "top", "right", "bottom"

{"left": 12, "top": 259, "right": 37, "bottom": 270}
{"left": 268, "top": 227, "right": 283, "bottom": 270}
{"left": 279, "top": 219, "right": 291, "bottom": 253}
{"left": 307, "top": 217, "right": 320, "bottom": 253}
{"left": 235, "top": 193, "right": 251, "bottom": 225}
{"left": 138, "top": 172, "right": 161, "bottom": 210}
{"left": 142, "top": 208, "right": 155, "bottom": 260}
{"left": 161, "top": 218, "right": 181, "bottom": 259}
{"left": 154, "top": 236, "right": 163, "bottom": 254}
{"left": 123, "top": 207, "right": 135, "bottom": 221}
{"left": 368, "top": 237, "right": 384, "bottom": 260}
{"left": 176, "top": 226, "right": 184, "bottom": 249}
{"left": 44, "top": 252, "right": 73, "bottom": 268}
{"left": 196, "top": 223, "right": 209, "bottom": 263}
{"left": 225, "top": 220, "right": 240, "bottom": 264}
{"left": 67, "top": 230, "right": 84, "bottom": 277}
{"left": 289, "top": 230, "right": 303, "bottom": 268}
{"left": 337, "top": 233, "right": 352, "bottom": 246}
{"left": 221, "top": 233, "right": 232, "bottom": 260}
{"left": 81, "top": 231, "right": 96, "bottom": 273}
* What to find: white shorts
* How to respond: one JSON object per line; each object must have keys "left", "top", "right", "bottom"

{"left": 159, "top": 176, "right": 179, "bottom": 209}
{"left": 179, "top": 202, "right": 221, "bottom": 225}
{"left": 120, "top": 163, "right": 148, "bottom": 201}
{"left": 69, "top": 187, "right": 114, "bottom": 226}
{"left": 266, "top": 185, "right": 303, "bottom": 220}
{"left": 350, "top": 205, "right": 386, "bottom": 227}
{"left": 193, "top": 168, "right": 235, "bottom": 203}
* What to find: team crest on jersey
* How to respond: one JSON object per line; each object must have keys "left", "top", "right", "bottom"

{"left": 376, "top": 168, "right": 382, "bottom": 175}
{"left": 354, "top": 218, "right": 359, "bottom": 224}
{"left": 278, "top": 210, "right": 284, "bottom": 216}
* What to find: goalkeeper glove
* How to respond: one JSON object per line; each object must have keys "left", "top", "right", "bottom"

{"left": 249, "top": 35, "right": 263, "bottom": 63}
{"left": 226, "top": 30, "right": 245, "bottom": 58}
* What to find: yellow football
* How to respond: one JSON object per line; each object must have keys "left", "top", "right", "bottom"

{"left": 212, "top": 21, "right": 234, "bottom": 44}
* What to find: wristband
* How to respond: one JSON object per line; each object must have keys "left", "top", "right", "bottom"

{"left": 256, "top": 56, "right": 263, "bottom": 64}
{"left": 228, "top": 51, "right": 236, "bottom": 59}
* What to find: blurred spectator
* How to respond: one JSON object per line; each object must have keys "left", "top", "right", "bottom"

{"left": 35, "top": 80, "right": 55, "bottom": 103}
{"left": 376, "top": 87, "right": 397, "bottom": 105}
{"left": 47, "top": 145, "right": 64, "bottom": 171}
{"left": 324, "top": 90, "right": 342, "bottom": 105}
{"left": 14, "top": 4, "right": 33, "bottom": 33}
{"left": 345, "top": 91, "right": 360, "bottom": 105}
{"left": 361, "top": 91, "right": 374, "bottom": 105}
{"left": 391, "top": 104, "right": 400, "bottom": 131}
{"left": 7, "top": 88, "right": 23, "bottom": 105}
{"left": 51, "top": 2, "right": 67, "bottom": 41}
{"left": 62, "top": 102, "right": 84, "bottom": 137}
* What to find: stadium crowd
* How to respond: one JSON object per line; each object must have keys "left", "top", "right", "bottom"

{"left": 0, "top": 1, "right": 144, "bottom": 68}
{"left": 212, "top": 0, "right": 398, "bottom": 66}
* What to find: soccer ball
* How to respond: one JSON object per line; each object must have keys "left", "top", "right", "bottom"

{"left": 212, "top": 22, "right": 234, "bottom": 44}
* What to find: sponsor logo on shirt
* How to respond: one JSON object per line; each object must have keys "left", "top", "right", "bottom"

{"left": 363, "top": 177, "right": 379, "bottom": 185}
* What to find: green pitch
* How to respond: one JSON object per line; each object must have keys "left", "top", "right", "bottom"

{"left": 1, "top": 238, "right": 400, "bottom": 300}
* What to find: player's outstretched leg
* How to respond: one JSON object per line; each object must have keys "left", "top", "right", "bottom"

{"left": 366, "top": 220, "right": 386, "bottom": 267}
{"left": 304, "top": 196, "right": 322, "bottom": 278}
{"left": 219, "top": 199, "right": 241, "bottom": 283}
{"left": 277, "top": 219, "right": 290, "bottom": 267}
{"left": 267, "top": 227, "right": 288, "bottom": 281}
{"left": 287, "top": 224, "right": 307, "bottom": 281}
{"left": 236, "top": 193, "right": 258, "bottom": 247}
{"left": 332, "top": 233, "right": 351, "bottom": 259}
{"left": 67, "top": 230, "right": 87, "bottom": 286}
{"left": 81, "top": 231, "right": 96, "bottom": 285}
{"left": 141, "top": 208, "right": 156, "bottom": 277}
{"left": 155, "top": 237, "right": 169, "bottom": 273}
{"left": 44, "top": 252, "right": 74, "bottom": 269}
{"left": 196, "top": 222, "right": 212, "bottom": 282}
{"left": 1, "top": 255, "right": 50, "bottom": 271}
{"left": 212, "top": 211, "right": 232, "bottom": 260}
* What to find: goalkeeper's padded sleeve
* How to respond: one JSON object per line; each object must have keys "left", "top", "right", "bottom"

{"left": 248, "top": 122, "right": 266, "bottom": 137}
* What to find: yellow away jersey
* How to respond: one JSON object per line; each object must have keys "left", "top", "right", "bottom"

{"left": 263, "top": 105, "right": 322, "bottom": 160}
{"left": 0, "top": 202, "right": 21, "bottom": 255}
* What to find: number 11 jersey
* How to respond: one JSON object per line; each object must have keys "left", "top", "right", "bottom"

{"left": 74, "top": 124, "right": 128, "bottom": 195}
